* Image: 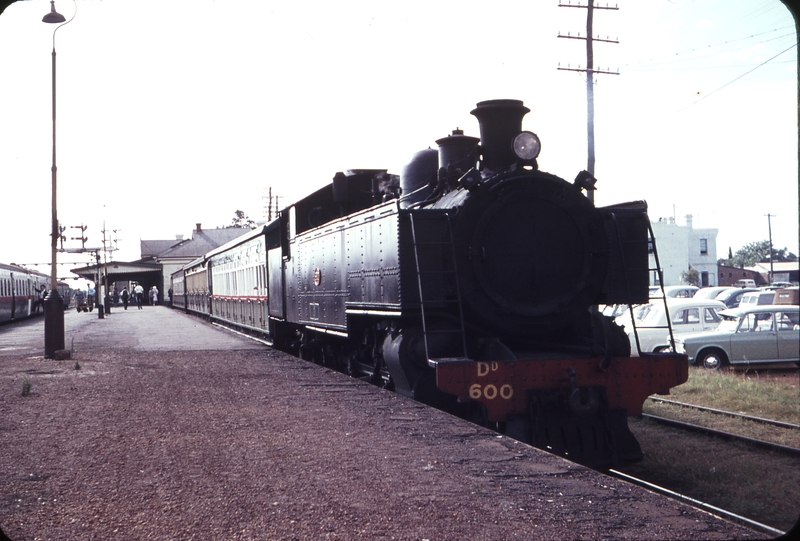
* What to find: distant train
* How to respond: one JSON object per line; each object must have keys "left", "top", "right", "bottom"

{"left": 171, "top": 99, "right": 688, "bottom": 467}
{"left": 0, "top": 262, "right": 72, "bottom": 323}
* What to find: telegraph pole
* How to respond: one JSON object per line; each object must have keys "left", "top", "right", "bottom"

{"left": 262, "top": 187, "right": 281, "bottom": 221}
{"left": 558, "top": 1, "right": 619, "bottom": 203}
{"left": 765, "top": 214, "right": 776, "bottom": 284}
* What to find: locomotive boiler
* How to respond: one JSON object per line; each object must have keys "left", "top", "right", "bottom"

{"left": 172, "top": 99, "right": 688, "bottom": 467}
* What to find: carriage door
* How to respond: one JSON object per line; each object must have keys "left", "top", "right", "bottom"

{"left": 267, "top": 222, "right": 285, "bottom": 319}
{"left": 9, "top": 272, "right": 15, "bottom": 318}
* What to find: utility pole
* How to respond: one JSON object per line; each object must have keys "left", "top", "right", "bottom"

{"left": 765, "top": 214, "right": 776, "bottom": 284}
{"left": 268, "top": 187, "right": 273, "bottom": 221}
{"left": 101, "top": 222, "right": 119, "bottom": 314}
{"left": 262, "top": 187, "right": 281, "bottom": 221}
{"left": 558, "top": 1, "right": 619, "bottom": 203}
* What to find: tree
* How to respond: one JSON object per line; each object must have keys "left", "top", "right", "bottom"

{"left": 771, "top": 247, "right": 799, "bottom": 262}
{"left": 718, "top": 240, "right": 798, "bottom": 268}
{"left": 229, "top": 210, "right": 256, "bottom": 229}
{"left": 680, "top": 267, "right": 701, "bottom": 287}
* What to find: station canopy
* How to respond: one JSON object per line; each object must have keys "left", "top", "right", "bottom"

{"left": 70, "top": 261, "right": 162, "bottom": 284}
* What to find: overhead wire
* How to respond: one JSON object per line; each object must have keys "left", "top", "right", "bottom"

{"left": 677, "top": 40, "right": 797, "bottom": 112}
{"left": 623, "top": 26, "right": 796, "bottom": 71}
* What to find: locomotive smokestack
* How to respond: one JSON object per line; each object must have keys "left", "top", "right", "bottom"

{"left": 471, "top": 99, "right": 530, "bottom": 173}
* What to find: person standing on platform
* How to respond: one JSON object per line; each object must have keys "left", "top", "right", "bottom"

{"left": 134, "top": 283, "right": 144, "bottom": 309}
{"left": 121, "top": 287, "right": 129, "bottom": 310}
{"left": 149, "top": 286, "right": 158, "bottom": 306}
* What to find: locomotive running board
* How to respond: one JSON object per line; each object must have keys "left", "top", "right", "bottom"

{"left": 428, "top": 357, "right": 473, "bottom": 368}
{"left": 431, "top": 353, "right": 689, "bottom": 422}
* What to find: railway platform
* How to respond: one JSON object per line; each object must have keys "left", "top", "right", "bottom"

{"left": 0, "top": 308, "right": 769, "bottom": 540}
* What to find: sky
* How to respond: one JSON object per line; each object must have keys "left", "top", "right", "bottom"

{"left": 0, "top": 0, "right": 797, "bottom": 280}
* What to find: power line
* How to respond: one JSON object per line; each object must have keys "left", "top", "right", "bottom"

{"left": 678, "top": 41, "right": 797, "bottom": 111}
{"left": 623, "top": 27, "right": 795, "bottom": 70}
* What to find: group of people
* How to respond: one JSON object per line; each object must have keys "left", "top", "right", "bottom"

{"left": 69, "top": 283, "right": 161, "bottom": 313}
{"left": 118, "top": 284, "right": 158, "bottom": 310}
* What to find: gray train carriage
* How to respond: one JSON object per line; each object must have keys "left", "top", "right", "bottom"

{"left": 170, "top": 265, "right": 187, "bottom": 311}
{"left": 206, "top": 221, "right": 283, "bottom": 340}
{"left": 171, "top": 255, "right": 209, "bottom": 315}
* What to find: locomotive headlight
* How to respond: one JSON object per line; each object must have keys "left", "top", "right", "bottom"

{"left": 512, "top": 131, "right": 541, "bottom": 161}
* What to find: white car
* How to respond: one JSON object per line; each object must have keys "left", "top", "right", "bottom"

{"left": 624, "top": 298, "right": 727, "bottom": 355}
{"left": 693, "top": 286, "right": 730, "bottom": 300}
{"left": 739, "top": 290, "right": 776, "bottom": 306}
{"left": 649, "top": 285, "right": 699, "bottom": 299}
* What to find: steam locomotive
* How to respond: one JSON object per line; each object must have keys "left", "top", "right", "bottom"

{"left": 171, "top": 99, "right": 688, "bottom": 467}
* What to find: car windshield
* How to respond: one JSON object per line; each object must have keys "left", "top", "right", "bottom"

{"left": 717, "top": 314, "right": 741, "bottom": 332}
{"left": 633, "top": 303, "right": 655, "bottom": 322}
{"left": 639, "top": 306, "right": 666, "bottom": 325}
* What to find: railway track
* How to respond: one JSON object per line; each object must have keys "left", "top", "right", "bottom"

{"left": 645, "top": 397, "right": 800, "bottom": 457}
{"left": 641, "top": 413, "right": 800, "bottom": 457}
{"left": 606, "top": 469, "right": 787, "bottom": 538}
{"left": 649, "top": 396, "right": 800, "bottom": 430}
{"left": 620, "top": 396, "right": 800, "bottom": 533}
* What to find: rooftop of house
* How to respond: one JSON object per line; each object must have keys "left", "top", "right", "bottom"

{"left": 140, "top": 223, "right": 252, "bottom": 262}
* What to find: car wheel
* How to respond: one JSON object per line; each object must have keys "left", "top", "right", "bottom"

{"left": 699, "top": 349, "right": 726, "bottom": 370}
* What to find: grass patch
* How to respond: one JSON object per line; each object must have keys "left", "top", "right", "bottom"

{"left": 643, "top": 401, "right": 800, "bottom": 448}
{"left": 667, "top": 367, "right": 800, "bottom": 424}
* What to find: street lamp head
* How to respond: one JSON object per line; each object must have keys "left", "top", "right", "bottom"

{"left": 42, "top": 1, "right": 66, "bottom": 24}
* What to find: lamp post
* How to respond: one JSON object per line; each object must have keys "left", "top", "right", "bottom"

{"left": 42, "top": 0, "right": 75, "bottom": 359}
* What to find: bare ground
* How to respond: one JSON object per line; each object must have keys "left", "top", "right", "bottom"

{"left": 0, "top": 311, "right": 771, "bottom": 540}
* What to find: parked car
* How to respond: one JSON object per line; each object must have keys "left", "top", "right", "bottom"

{"left": 625, "top": 298, "right": 726, "bottom": 355}
{"left": 734, "top": 279, "right": 757, "bottom": 288}
{"left": 714, "top": 287, "right": 759, "bottom": 309}
{"left": 693, "top": 286, "right": 730, "bottom": 300}
{"left": 600, "top": 304, "right": 631, "bottom": 319}
{"left": 650, "top": 285, "right": 699, "bottom": 299}
{"left": 675, "top": 305, "right": 800, "bottom": 369}
{"left": 739, "top": 290, "right": 776, "bottom": 306}
{"left": 774, "top": 287, "right": 799, "bottom": 305}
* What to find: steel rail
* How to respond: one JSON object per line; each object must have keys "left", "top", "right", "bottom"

{"left": 649, "top": 396, "right": 800, "bottom": 430}
{"left": 641, "top": 413, "right": 800, "bottom": 457}
{"left": 607, "top": 468, "right": 786, "bottom": 537}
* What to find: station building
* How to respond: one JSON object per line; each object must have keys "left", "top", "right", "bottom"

{"left": 71, "top": 223, "right": 251, "bottom": 305}
{"left": 649, "top": 215, "right": 718, "bottom": 287}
